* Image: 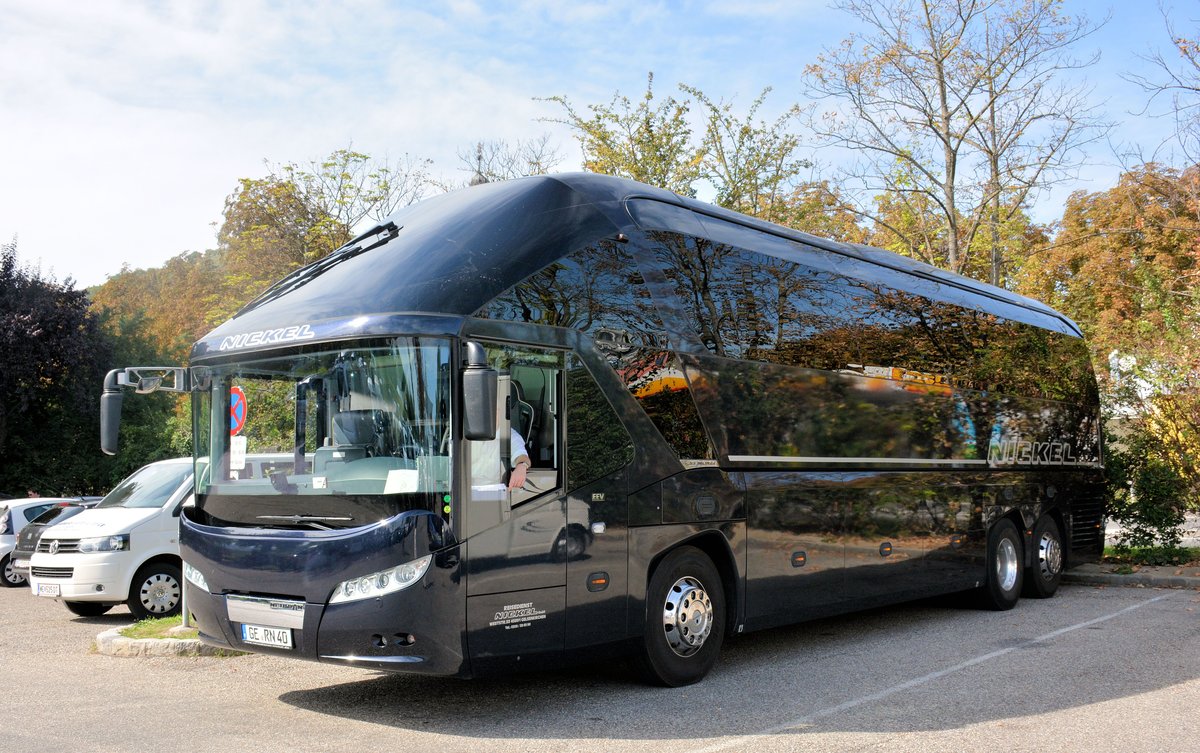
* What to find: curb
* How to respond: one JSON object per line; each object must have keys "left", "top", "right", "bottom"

{"left": 95, "top": 626, "right": 245, "bottom": 658}
{"left": 1064, "top": 566, "right": 1200, "bottom": 590}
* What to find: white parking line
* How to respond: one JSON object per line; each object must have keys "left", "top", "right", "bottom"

{"left": 688, "top": 594, "right": 1172, "bottom": 753}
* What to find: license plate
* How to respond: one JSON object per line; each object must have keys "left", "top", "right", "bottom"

{"left": 13, "top": 559, "right": 28, "bottom": 570}
{"left": 37, "top": 583, "right": 60, "bottom": 597}
{"left": 241, "top": 623, "right": 293, "bottom": 649}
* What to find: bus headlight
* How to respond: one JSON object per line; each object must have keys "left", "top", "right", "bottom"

{"left": 329, "top": 555, "right": 432, "bottom": 604}
{"left": 183, "top": 561, "right": 209, "bottom": 592}
{"left": 78, "top": 534, "right": 129, "bottom": 553}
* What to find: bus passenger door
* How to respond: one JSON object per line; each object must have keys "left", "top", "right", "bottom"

{"left": 463, "top": 350, "right": 568, "bottom": 673}
{"left": 561, "top": 357, "right": 635, "bottom": 651}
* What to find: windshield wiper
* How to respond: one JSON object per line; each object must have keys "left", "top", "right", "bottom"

{"left": 235, "top": 221, "right": 401, "bottom": 317}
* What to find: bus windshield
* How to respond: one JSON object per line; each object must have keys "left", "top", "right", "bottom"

{"left": 191, "top": 337, "right": 453, "bottom": 530}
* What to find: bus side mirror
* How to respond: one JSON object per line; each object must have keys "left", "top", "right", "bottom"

{"left": 462, "top": 341, "right": 498, "bottom": 441}
{"left": 101, "top": 369, "right": 124, "bottom": 456}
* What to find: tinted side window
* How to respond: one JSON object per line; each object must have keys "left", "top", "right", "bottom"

{"left": 635, "top": 230, "right": 1093, "bottom": 401}
{"left": 566, "top": 355, "right": 634, "bottom": 489}
{"left": 475, "top": 241, "right": 715, "bottom": 462}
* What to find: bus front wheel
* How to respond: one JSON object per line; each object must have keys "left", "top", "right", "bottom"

{"left": 980, "top": 519, "right": 1023, "bottom": 611}
{"left": 637, "top": 546, "right": 725, "bottom": 687}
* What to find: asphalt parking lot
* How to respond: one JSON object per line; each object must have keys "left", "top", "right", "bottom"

{"left": 3, "top": 582, "right": 1198, "bottom": 753}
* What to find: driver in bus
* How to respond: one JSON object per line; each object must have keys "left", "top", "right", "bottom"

{"left": 469, "top": 428, "right": 532, "bottom": 494}
{"left": 507, "top": 428, "right": 531, "bottom": 490}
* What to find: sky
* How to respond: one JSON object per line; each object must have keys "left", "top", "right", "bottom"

{"left": 0, "top": 0, "right": 1194, "bottom": 289}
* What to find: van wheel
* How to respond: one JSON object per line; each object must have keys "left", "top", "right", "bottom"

{"left": 64, "top": 601, "right": 113, "bottom": 617}
{"left": 979, "top": 519, "right": 1023, "bottom": 610}
{"left": 637, "top": 546, "right": 725, "bottom": 687}
{"left": 1, "top": 554, "right": 25, "bottom": 587}
{"left": 1023, "top": 515, "right": 1064, "bottom": 599}
{"left": 127, "top": 563, "right": 182, "bottom": 619}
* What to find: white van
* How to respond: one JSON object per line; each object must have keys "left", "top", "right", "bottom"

{"left": 28, "top": 458, "right": 194, "bottom": 618}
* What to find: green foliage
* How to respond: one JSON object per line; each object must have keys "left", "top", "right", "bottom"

{"left": 1104, "top": 545, "right": 1199, "bottom": 567}
{"left": 1022, "top": 164, "right": 1200, "bottom": 512}
{"left": 543, "top": 72, "right": 704, "bottom": 196}
{"left": 210, "top": 148, "right": 432, "bottom": 324}
{"left": 681, "top": 85, "right": 810, "bottom": 221}
{"left": 88, "top": 148, "right": 433, "bottom": 457}
{"left": 1104, "top": 421, "right": 1190, "bottom": 550}
{"left": 119, "top": 615, "right": 196, "bottom": 640}
{"left": 0, "top": 240, "right": 157, "bottom": 495}
{"left": 545, "top": 75, "right": 868, "bottom": 242}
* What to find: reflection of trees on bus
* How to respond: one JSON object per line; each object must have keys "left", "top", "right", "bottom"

{"left": 476, "top": 222, "right": 1097, "bottom": 468}
{"left": 639, "top": 228, "right": 1098, "bottom": 464}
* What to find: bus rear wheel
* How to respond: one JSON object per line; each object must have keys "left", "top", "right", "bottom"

{"left": 637, "top": 546, "right": 725, "bottom": 687}
{"left": 1023, "top": 515, "right": 1064, "bottom": 599}
{"left": 979, "top": 519, "right": 1023, "bottom": 611}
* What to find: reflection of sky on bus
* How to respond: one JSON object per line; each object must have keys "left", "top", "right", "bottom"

{"left": 0, "top": 1, "right": 1192, "bottom": 289}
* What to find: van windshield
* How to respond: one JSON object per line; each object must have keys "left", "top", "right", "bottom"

{"left": 96, "top": 463, "right": 191, "bottom": 509}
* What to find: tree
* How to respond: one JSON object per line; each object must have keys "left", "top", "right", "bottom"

{"left": 451, "top": 136, "right": 563, "bottom": 187}
{"left": 545, "top": 73, "right": 848, "bottom": 242}
{"left": 1018, "top": 163, "right": 1200, "bottom": 531}
{"left": 681, "top": 85, "right": 811, "bottom": 222}
{"left": 774, "top": 181, "right": 870, "bottom": 244}
{"left": 1125, "top": 12, "right": 1200, "bottom": 164}
{"left": 806, "top": 0, "right": 1105, "bottom": 285}
{"left": 90, "top": 250, "right": 223, "bottom": 361}
{"left": 0, "top": 240, "right": 119, "bottom": 494}
{"left": 541, "top": 72, "right": 705, "bottom": 195}
{"left": 213, "top": 148, "right": 432, "bottom": 323}
{"left": 1018, "top": 164, "right": 1199, "bottom": 359}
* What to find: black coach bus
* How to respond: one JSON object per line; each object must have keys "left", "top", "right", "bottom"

{"left": 101, "top": 172, "right": 1103, "bottom": 686}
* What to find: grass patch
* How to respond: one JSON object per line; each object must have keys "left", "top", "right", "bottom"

{"left": 1103, "top": 545, "right": 1200, "bottom": 568}
{"left": 118, "top": 615, "right": 199, "bottom": 640}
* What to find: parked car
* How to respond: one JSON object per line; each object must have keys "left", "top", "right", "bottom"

{"left": 28, "top": 458, "right": 195, "bottom": 618}
{"left": 8, "top": 498, "right": 104, "bottom": 583}
{"left": 1, "top": 498, "right": 87, "bottom": 587}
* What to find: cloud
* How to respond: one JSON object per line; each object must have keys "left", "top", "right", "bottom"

{"left": 0, "top": 0, "right": 1180, "bottom": 289}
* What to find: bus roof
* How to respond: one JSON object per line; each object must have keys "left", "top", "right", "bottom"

{"left": 193, "top": 172, "right": 1080, "bottom": 360}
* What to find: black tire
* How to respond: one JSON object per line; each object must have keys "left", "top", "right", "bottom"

{"left": 127, "top": 562, "right": 182, "bottom": 620}
{"left": 64, "top": 601, "right": 113, "bottom": 617}
{"left": 979, "top": 518, "right": 1023, "bottom": 611}
{"left": 1023, "top": 515, "right": 1064, "bottom": 599}
{"left": 636, "top": 546, "right": 726, "bottom": 687}
{"left": 1, "top": 554, "right": 25, "bottom": 588}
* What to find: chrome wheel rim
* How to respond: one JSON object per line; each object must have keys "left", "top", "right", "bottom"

{"left": 140, "top": 573, "right": 181, "bottom": 614}
{"left": 662, "top": 576, "right": 713, "bottom": 657}
{"left": 1037, "top": 532, "right": 1063, "bottom": 581}
{"left": 996, "top": 537, "right": 1019, "bottom": 592}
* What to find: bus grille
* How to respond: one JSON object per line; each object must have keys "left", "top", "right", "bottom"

{"left": 1070, "top": 495, "right": 1106, "bottom": 554}
{"left": 31, "top": 567, "right": 74, "bottom": 579}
